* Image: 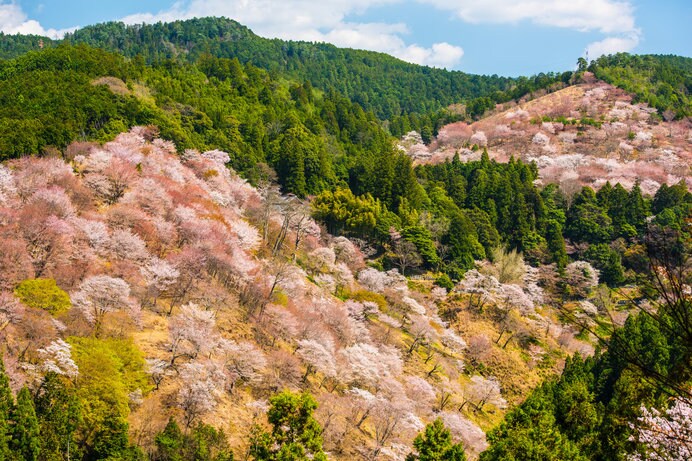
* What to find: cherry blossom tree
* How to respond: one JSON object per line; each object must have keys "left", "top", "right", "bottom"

{"left": 167, "top": 303, "right": 218, "bottom": 364}
{"left": 438, "top": 411, "right": 488, "bottom": 456}
{"left": 217, "top": 339, "right": 267, "bottom": 390}
{"left": 71, "top": 275, "right": 139, "bottom": 336}
{"left": 296, "top": 338, "right": 338, "bottom": 382}
{"left": 404, "top": 376, "right": 437, "bottom": 412}
{"left": 331, "top": 236, "right": 363, "bottom": 270}
{"left": 392, "top": 239, "right": 423, "bottom": 276}
{"left": 498, "top": 284, "right": 535, "bottom": 316}
{"left": 470, "top": 131, "right": 488, "bottom": 147}
{"left": 406, "top": 316, "right": 437, "bottom": 355}
{"left": 565, "top": 261, "right": 600, "bottom": 297}
{"left": 0, "top": 238, "right": 33, "bottom": 291}
{"left": 31, "top": 187, "right": 75, "bottom": 218}
{"left": 455, "top": 270, "right": 501, "bottom": 312}
{"left": 358, "top": 268, "right": 407, "bottom": 293}
{"left": 339, "top": 343, "right": 402, "bottom": 388}
{"left": 37, "top": 339, "right": 79, "bottom": 378}
{"left": 461, "top": 375, "right": 506, "bottom": 412}
{"left": 440, "top": 329, "right": 467, "bottom": 353}
{"left": 0, "top": 292, "right": 24, "bottom": 334}
{"left": 177, "top": 361, "right": 224, "bottom": 428}
{"left": 0, "top": 164, "right": 17, "bottom": 206}
{"left": 629, "top": 397, "right": 692, "bottom": 461}
{"left": 140, "top": 257, "right": 179, "bottom": 306}
{"left": 262, "top": 350, "right": 302, "bottom": 392}
{"left": 146, "top": 358, "right": 170, "bottom": 390}
{"left": 466, "top": 335, "right": 493, "bottom": 368}
{"left": 258, "top": 304, "right": 299, "bottom": 346}
{"left": 108, "top": 229, "right": 149, "bottom": 261}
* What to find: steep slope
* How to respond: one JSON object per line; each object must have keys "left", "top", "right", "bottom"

{"left": 591, "top": 53, "right": 692, "bottom": 118}
{"left": 0, "top": 128, "right": 621, "bottom": 460}
{"left": 406, "top": 74, "right": 691, "bottom": 195}
{"left": 0, "top": 44, "right": 424, "bottom": 211}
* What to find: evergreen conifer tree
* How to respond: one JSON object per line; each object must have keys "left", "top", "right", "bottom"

{"left": 155, "top": 417, "right": 184, "bottom": 461}
{"left": 11, "top": 387, "right": 41, "bottom": 461}
{"left": 0, "top": 356, "right": 13, "bottom": 461}
{"left": 407, "top": 418, "right": 467, "bottom": 461}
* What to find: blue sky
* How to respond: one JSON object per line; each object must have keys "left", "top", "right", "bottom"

{"left": 1, "top": 0, "right": 689, "bottom": 76}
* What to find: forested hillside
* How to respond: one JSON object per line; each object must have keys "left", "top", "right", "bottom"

{"left": 0, "top": 44, "right": 421, "bottom": 209}
{"left": 590, "top": 53, "right": 692, "bottom": 118}
{"left": 0, "top": 17, "right": 571, "bottom": 120}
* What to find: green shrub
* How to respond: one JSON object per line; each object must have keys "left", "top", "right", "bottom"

{"left": 14, "top": 279, "right": 71, "bottom": 315}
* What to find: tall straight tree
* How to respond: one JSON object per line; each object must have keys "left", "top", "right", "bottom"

{"left": 11, "top": 387, "right": 41, "bottom": 461}
{"left": 0, "top": 355, "right": 13, "bottom": 461}
{"left": 33, "top": 373, "right": 82, "bottom": 461}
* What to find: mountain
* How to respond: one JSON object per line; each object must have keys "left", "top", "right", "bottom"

{"left": 0, "top": 17, "right": 571, "bottom": 119}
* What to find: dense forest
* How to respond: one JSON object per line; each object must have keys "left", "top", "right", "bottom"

{"left": 589, "top": 53, "right": 692, "bottom": 118}
{"left": 0, "top": 15, "right": 690, "bottom": 461}
{"left": 0, "top": 17, "right": 572, "bottom": 122}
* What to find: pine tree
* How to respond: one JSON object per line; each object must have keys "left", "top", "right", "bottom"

{"left": 407, "top": 418, "right": 467, "bottom": 461}
{"left": 0, "top": 356, "right": 13, "bottom": 461}
{"left": 155, "top": 418, "right": 184, "bottom": 461}
{"left": 11, "top": 387, "right": 41, "bottom": 461}
{"left": 33, "top": 373, "right": 81, "bottom": 461}
{"left": 249, "top": 391, "right": 327, "bottom": 461}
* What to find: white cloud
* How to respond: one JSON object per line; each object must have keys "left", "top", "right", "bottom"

{"left": 0, "top": 2, "right": 74, "bottom": 38}
{"left": 0, "top": 0, "right": 643, "bottom": 70}
{"left": 121, "top": 0, "right": 464, "bottom": 68}
{"left": 585, "top": 33, "right": 639, "bottom": 59}
{"left": 398, "top": 42, "right": 464, "bottom": 68}
{"left": 419, "top": 0, "right": 641, "bottom": 61}
{"left": 419, "top": 0, "right": 636, "bottom": 34}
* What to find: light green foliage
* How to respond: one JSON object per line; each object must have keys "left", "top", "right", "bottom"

{"left": 489, "top": 247, "right": 525, "bottom": 284}
{"left": 68, "top": 337, "right": 149, "bottom": 459}
{"left": 14, "top": 278, "right": 71, "bottom": 315}
{"left": 312, "top": 188, "right": 381, "bottom": 237}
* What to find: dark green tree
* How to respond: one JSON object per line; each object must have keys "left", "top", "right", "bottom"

{"left": 249, "top": 391, "right": 327, "bottom": 461}
{"left": 0, "top": 355, "right": 13, "bottom": 461}
{"left": 33, "top": 373, "right": 82, "bottom": 461}
{"left": 185, "top": 424, "right": 234, "bottom": 461}
{"left": 566, "top": 202, "right": 613, "bottom": 244}
{"left": 480, "top": 384, "right": 586, "bottom": 461}
{"left": 584, "top": 243, "right": 625, "bottom": 286}
{"left": 11, "top": 387, "right": 41, "bottom": 461}
{"left": 155, "top": 418, "right": 184, "bottom": 461}
{"left": 406, "top": 418, "right": 467, "bottom": 461}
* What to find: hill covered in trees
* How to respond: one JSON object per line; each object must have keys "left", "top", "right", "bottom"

{"left": 0, "top": 17, "right": 571, "bottom": 120}
{"left": 589, "top": 53, "right": 692, "bottom": 118}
